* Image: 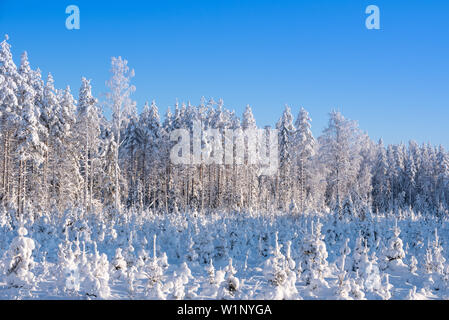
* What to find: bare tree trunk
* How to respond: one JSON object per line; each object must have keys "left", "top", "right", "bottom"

{"left": 89, "top": 155, "right": 93, "bottom": 212}
{"left": 2, "top": 134, "right": 9, "bottom": 205}
{"left": 21, "top": 161, "right": 27, "bottom": 216}
{"left": 300, "top": 158, "right": 305, "bottom": 214}
{"left": 200, "top": 164, "right": 204, "bottom": 213}
{"left": 114, "top": 132, "right": 121, "bottom": 212}
{"left": 52, "top": 145, "right": 56, "bottom": 209}
{"left": 208, "top": 165, "right": 212, "bottom": 209}
{"left": 84, "top": 132, "right": 89, "bottom": 213}
{"left": 17, "top": 160, "right": 23, "bottom": 216}
{"left": 43, "top": 137, "right": 49, "bottom": 212}
{"left": 142, "top": 143, "right": 147, "bottom": 207}
{"left": 165, "top": 164, "right": 170, "bottom": 213}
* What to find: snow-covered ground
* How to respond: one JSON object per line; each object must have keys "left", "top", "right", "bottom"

{"left": 0, "top": 208, "right": 448, "bottom": 300}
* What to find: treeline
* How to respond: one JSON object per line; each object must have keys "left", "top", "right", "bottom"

{"left": 0, "top": 36, "right": 448, "bottom": 217}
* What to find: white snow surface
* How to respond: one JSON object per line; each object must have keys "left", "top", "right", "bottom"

{"left": 0, "top": 208, "right": 448, "bottom": 300}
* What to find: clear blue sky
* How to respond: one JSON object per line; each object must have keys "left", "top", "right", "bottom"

{"left": 1, "top": 0, "right": 449, "bottom": 148}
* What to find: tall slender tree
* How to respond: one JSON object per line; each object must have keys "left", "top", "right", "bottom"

{"left": 318, "top": 111, "right": 362, "bottom": 214}
{"left": 276, "top": 105, "right": 295, "bottom": 211}
{"left": 105, "top": 57, "right": 136, "bottom": 212}
{"left": 294, "top": 107, "right": 315, "bottom": 213}
{"left": 76, "top": 78, "right": 101, "bottom": 213}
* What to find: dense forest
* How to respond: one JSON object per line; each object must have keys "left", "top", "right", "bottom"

{"left": 1, "top": 35, "right": 448, "bottom": 219}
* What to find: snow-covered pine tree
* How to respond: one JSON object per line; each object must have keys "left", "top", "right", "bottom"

{"left": 276, "top": 105, "right": 295, "bottom": 212}
{"left": 13, "top": 51, "right": 46, "bottom": 216}
{"left": 424, "top": 229, "right": 448, "bottom": 291}
{"left": 122, "top": 112, "right": 140, "bottom": 209}
{"left": 381, "top": 222, "right": 406, "bottom": 271}
{"left": 404, "top": 141, "right": 418, "bottom": 208}
{"left": 300, "top": 220, "right": 329, "bottom": 295}
{"left": 144, "top": 235, "right": 166, "bottom": 299}
{"left": 293, "top": 107, "right": 315, "bottom": 214}
{"left": 372, "top": 139, "right": 390, "bottom": 213}
{"left": 241, "top": 105, "right": 259, "bottom": 212}
{"left": 436, "top": 145, "right": 449, "bottom": 213}
{"left": 40, "top": 73, "right": 60, "bottom": 211}
{"left": 0, "top": 35, "right": 20, "bottom": 209}
{"left": 138, "top": 101, "right": 162, "bottom": 210}
{"left": 262, "top": 232, "right": 299, "bottom": 299}
{"left": 111, "top": 248, "right": 127, "bottom": 282}
{"left": 3, "top": 227, "right": 36, "bottom": 289}
{"left": 55, "top": 86, "right": 82, "bottom": 209}
{"left": 318, "top": 111, "right": 363, "bottom": 215}
{"left": 75, "top": 78, "right": 101, "bottom": 213}
{"left": 217, "top": 258, "right": 240, "bottom": 299}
